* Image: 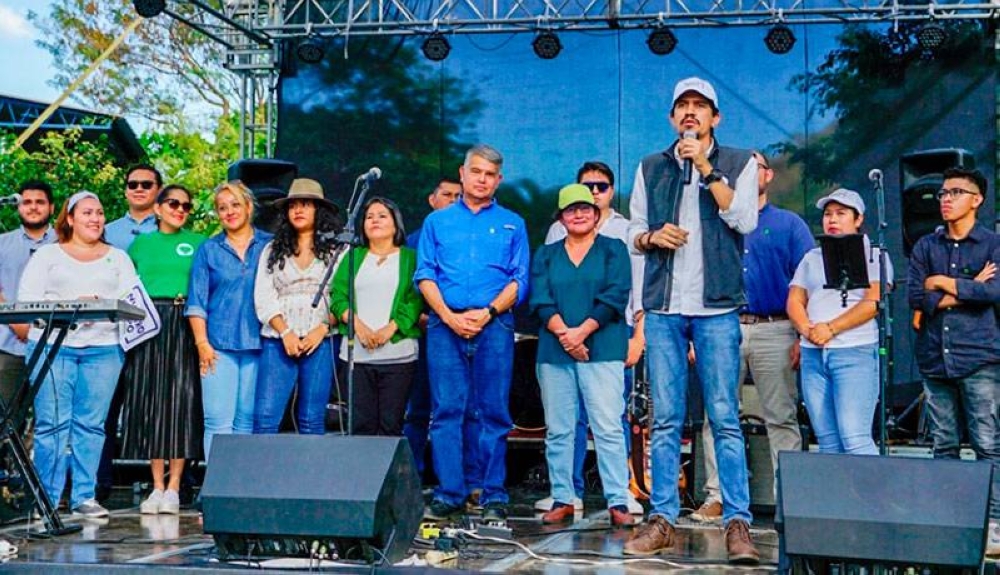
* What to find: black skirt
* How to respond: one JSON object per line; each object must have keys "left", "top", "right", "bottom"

{"left": 120, "top": 299, "right": 204, "bottom": 460}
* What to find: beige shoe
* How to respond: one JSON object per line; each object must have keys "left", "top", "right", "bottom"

{"left": 690, "top": 500, "right": 723, "bottom": 523}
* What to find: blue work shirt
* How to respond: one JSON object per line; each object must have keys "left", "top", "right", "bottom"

{"left": 406, "top": 226, "right": 422, "bottom": 251}
{"left": 908, "top": 224, "right": 1000, "bottom": 379}
{"left": 0, "top": 226, "right": 57, "bottom": 355}
{"left": 741, "top": 203, "right": 814, "bottom": 316}
{"left": 105, "top": 212, "right": 158, "bottom": 251}
{"left": 185, "top": 228, "right": 273, "bottom": 352}
{"left": 414, "top": 199, "right": 530, "bottom": 310}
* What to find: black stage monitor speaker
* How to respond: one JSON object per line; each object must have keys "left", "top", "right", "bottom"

{"left": 227, "top": 159, "right": 298, "bottom": 233}
{"left": 778, "top": 450, "right": 992, "bottom": 567}
{"left": 202, "top": 435, "right": 421, "bottom": 564}
{"left": 899, "top": 148, "right": 975, "bottom": 256}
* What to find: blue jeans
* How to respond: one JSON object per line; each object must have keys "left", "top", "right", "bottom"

{"left": 538, "top": 361, "right": 629, "bottom": 508}
{"left": 800, "top": 344, "right": 878, "bottom": 455}
{"left": 254, "top": 337, "right": 333, "bottom": 435}
{"left": 645, "top": 312, "right": 752, "bottom": 525}
{"left": 28, "top": 342, "right": 124, "bottom": 508}
{"left": 567, "top": 365, "right": 634, "bottom": 499}
{"left": 427, "top": 312, "right": 513, "bottom": 507}
{"left": 202, "top": 349, "right": 258, "bottom": 461}
{"left": 923, "top": 363, "right": 1000, "bottom": 519}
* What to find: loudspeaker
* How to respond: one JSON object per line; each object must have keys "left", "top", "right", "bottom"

{"left": 777, "top": 451, "right": 992, "bottom": 567}
{"left": 202, "top": 435, "right": 421, "bottom": 564}
{"left": 899, "top": 148, "right": 975, "bottom": 255}
{"left": 227, "top": 159, "right": 298, "bottom": 232}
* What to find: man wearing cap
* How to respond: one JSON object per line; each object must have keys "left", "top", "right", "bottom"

{"left": 626, "top": 77, "right": 760, "bottom": 563}
{"left": 693, "top": 152, "right": 813, "bottom": 523}
{"left": 415, "top": 144, "right": 530, "bottom": 524}
{"left": 907, "top": 167, "right": 1000, "bottom": 556}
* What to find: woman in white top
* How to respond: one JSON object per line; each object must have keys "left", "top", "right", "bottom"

{"left": 253, "top": 179, "right": 339, "bottom": 434}
{"left": 18, "top": 191, "right": 141, "bottom": 518}
{"left": 787, "top": 189, "right": 890, "bottom": 455}
{"left": 330, "top": 197, "right": 422, "bottom": 436}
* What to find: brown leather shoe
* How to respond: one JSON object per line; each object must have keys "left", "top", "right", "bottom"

{"left": 541, "top": 503, "right": 575, "bottom": 524}
{"left": 690, "top": 500, "right": 723, "bottom": 523}
{"left": 609, "top": 506, "right": 635, "bottom": 528}
{"left": 623, "top": 515, "right": 675, "bottom": 555}
{"left": 725, "top": 519, "right": 760, "bottom": 565}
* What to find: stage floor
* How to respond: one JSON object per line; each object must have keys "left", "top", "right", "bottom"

{"left": 0, "top": 487, "right": 780, "bottom": 573}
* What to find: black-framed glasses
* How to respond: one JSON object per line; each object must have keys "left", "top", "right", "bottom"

{"left": 936, "top": 188, "right": 979, "bottom": 201}
{"left": 162, "top": 198, "right": 193, "bottom": 212}
{"left": 581, "top": 181, "right": 612, "bottom": 193}
{"left": 127, "top": 180, "right": 156, "bottom": 191}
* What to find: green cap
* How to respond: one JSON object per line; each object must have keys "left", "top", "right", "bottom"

{"left": 557, "top": 184, "right": 597, "bottom": 211}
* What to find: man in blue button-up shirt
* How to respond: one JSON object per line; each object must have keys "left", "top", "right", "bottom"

{"left": 104, "top": 164, "right": 161, "bottom": 251}
{"left": 0, "top": 180, "right": 56, "bottom": 402}
{"left": 415, "top": 144, "right": 529, "bottom": 523}
{"left": 907, "top": 166, "right": 1000, "bottom": 556}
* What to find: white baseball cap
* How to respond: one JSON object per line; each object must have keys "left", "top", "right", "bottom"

{"left": 673, "top": 77, "right": 719, "bottom": 110}
{"left": 816, "top": 188, "right": 866, "bottom": 215}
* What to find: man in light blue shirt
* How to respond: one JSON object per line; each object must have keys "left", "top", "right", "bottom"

{"left": 0, "top": 180, "right": 56, "bottom": 402}
{"left": 104, "top": 164, "right": 160, "bottom": 251}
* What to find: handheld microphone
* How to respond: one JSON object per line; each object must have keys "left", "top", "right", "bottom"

{"left": 868, "top": 169, "right": 883, "bottom": 183}
{"left": 0, "top": 194, "right": 22, "bottom": 206}
{"left": 682, "top": 131, "right": 696, "bottom": 185}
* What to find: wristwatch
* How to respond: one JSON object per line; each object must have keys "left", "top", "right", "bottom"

{"left": 488, "top": 305, "right": 500, "bottom": 319}
{"left": 702, "top": 169, "right": 724, "bottom": 185}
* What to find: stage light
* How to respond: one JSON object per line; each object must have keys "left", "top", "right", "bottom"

{"left": 764, "top": 24, "right": 796, "bottom": 54}
{"left": 133, "top": 0, "right": 166, "bottom": 18}
{"left": 646, "top": 27, "right": 677, "bottom": 56}
{"left": 532, "top": 32, "right": 562, "bottom": 60}
{"left": 296, "top": 37, "right": 325, "bottom": 64}
{"left": 422, "top": 33, "right": 451, "bottom": 61}
{"left": 916, "top": 22, "right": 948, "bottom": 50}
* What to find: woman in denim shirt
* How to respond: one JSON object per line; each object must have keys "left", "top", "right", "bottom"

{"left": 186, "top": 181, "right": 273, "bottom": 462}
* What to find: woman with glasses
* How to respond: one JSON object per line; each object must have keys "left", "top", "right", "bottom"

{"left": 330, "top": 197, "right": 422, "bottom": 436}
{"left": 253, "top": 179, "right": 340, "bottom": 435}
{"left": 787, "top": 188, "right": 891, "bottom": 455}
{"left": 530, "top": 184, "right": 634, "bottom": 527}
{"left": 186, "top": 181, "right": 272, "bottom": 463}
{"left": 119, "top": 185, "right": 206, "bottom": 514}
{"left": 19, "top": 191, "right": 141, "bottom": 518}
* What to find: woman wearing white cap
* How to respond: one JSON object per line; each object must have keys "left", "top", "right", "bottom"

{"left": 19, "top": 191, "right": 141, "bottom": 518}
{"left": 787, "top": 188, "right": 891, "bottom": 455}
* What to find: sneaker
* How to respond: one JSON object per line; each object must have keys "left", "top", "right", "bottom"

{"left": 609, "top": 505, "right": 636, "bottom": 528}
{"left": 626, "top": 492, "right": 644, "bottom": 515}
{"left": 690, "top": 500, "right": 723, "bottom": 523}
{"left": 534, "top": 496, "right": 583, "bottom": 512}
{"left": 987, "top": 520, "right": 1000, "bottom": 557}
{"left": 724, "top": 519, "right": 760, "bottom": 565}
{"left": 541, "top": 502, "right": 575, "bottom": 524}
{"left": 424, "top": 500, "right": 462, "bottom": 521}
{"left": 159, "top": 490, "right": 180, "bottom": 515}
{"left": 623, "top": 515, "right": 675, "bottom": 555}
{"left": 481, "top": 502, "right": 507, "bottom": 524}
{"left": 140, "top": 490, "right": 164, "bottom": 514}
{"left": 72, "top": 499, "right": 109, "bottom": 519}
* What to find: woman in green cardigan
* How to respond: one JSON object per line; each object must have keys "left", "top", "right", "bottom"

{"left": 331, "top": 197, "right": 423, "bottom": 436}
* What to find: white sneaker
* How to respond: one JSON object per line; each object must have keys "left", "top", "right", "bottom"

{"left": 626, "top": 492, "right": 644, "bottom": 515}
{"left": 987, "top": 520, "right": 1000, "bottom": 558}
{"left": 72, "top": 499, "right": 109, "bottom": 518}
{"left": 159, "top": 490, "right": 180, "bottom": 515}
{"left": 140, "top": 490, "right": 164, "bottom": 515}
{"left": 534, "top": 496, "right": 583, "bottom": 512}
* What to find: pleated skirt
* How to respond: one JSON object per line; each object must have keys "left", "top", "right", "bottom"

{"left": 120, "top": 299, "right": 204, "bottom": 460}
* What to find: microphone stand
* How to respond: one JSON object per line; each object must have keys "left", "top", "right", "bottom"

{"left": 871, "top": 170, "right": 893, "bottom": 455}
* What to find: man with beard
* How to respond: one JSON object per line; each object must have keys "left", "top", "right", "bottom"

{"left": 0, "top": 180, "right": 57, "bottom": 402}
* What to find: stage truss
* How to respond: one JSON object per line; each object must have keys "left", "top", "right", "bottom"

{"left": 179, "top": 0, "right": 999, "bottom": 156}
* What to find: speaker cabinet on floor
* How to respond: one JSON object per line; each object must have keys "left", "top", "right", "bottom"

{"left": 202, "top": 435, "right": 421, "bottom": 564}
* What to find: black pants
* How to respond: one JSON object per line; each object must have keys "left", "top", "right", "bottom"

{"left": 344, "top": 361, "right": 417, "bottom": 436}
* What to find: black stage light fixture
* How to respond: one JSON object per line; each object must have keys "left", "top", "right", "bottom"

{"left": 296, "top": 37, "right": 325, "bottom": 64}
{"left": 133, "top": 0, "right": 166, "bottom": 18}
{"left": 532, "top": 31, "right": 562, "bottom": 59}
{"left": 422, "top": 33, "right": 451, "bottom": 61}
{"left": 765, "top": 24, "right": 796, "bottom": 54}
{"left": 916, "top": 22, "right": 948, "bottom": 50}
{"left": 647, "top": 27, "right": 678, "bottom": 55}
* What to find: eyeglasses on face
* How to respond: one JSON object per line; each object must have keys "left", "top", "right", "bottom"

{"left": 162, "top": 198, "right": 193, "bottom": 212}
{"left": 127, "top": 180, "right": 156, "bottom": 191}
{"left": 936, "top": 188, "right": 979, "bottom": 201}
{"left": 581, "top": 181, "right": 611, "bottom": 193}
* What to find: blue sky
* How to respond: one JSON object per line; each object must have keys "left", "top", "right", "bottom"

{"left": 0, "top": 1, "right": 60, "bottom": 103}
